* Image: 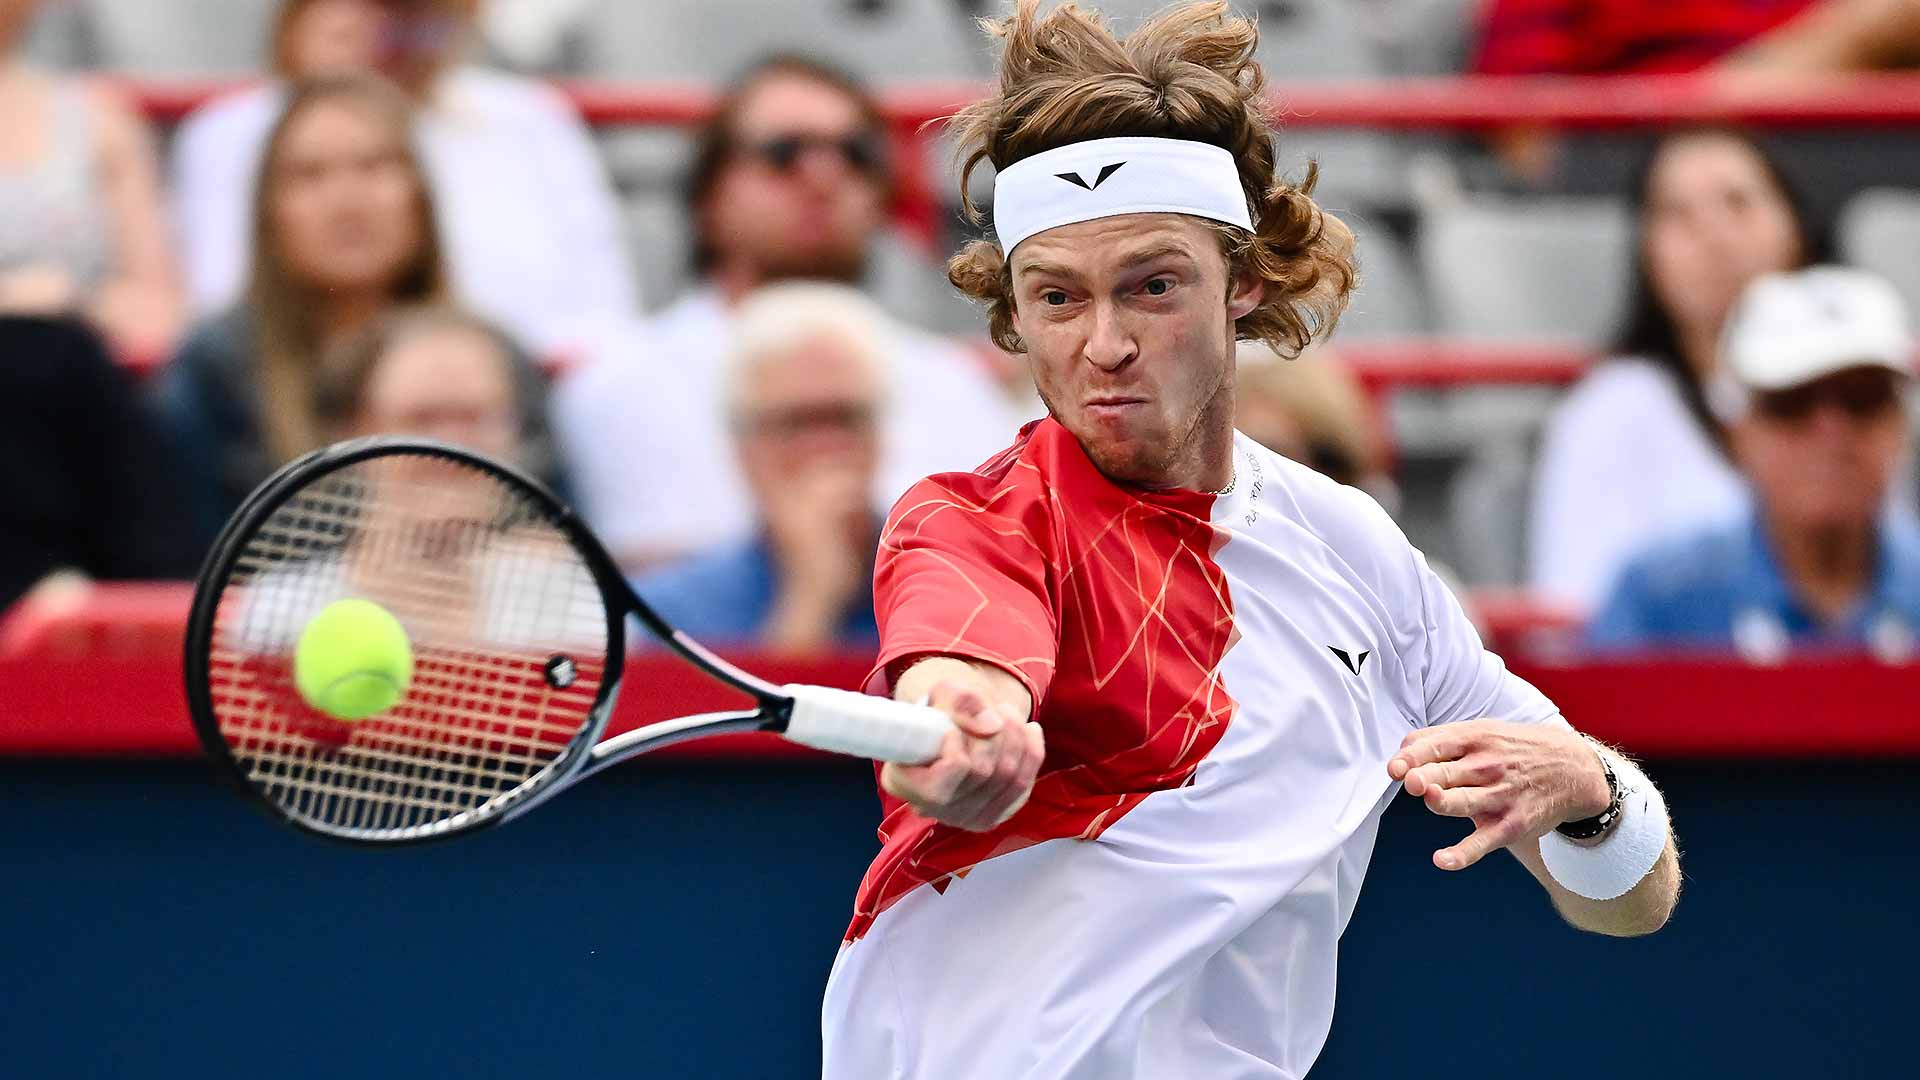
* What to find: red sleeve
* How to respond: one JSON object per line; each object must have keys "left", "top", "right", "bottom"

{"left": 1471, "top": 0, "right": 1585, "bottom": 75}
{"left": 862, "top": 474, "right": 1057, "bottom": 708}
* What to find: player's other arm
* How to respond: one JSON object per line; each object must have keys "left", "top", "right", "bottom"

{"left": 881, "top": 656, "right": 1044, "bottom": 833}
{"left": 1389, "top": 725, "right": 1680, "bottom": 937}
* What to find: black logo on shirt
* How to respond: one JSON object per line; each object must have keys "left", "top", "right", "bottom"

{"left": 1055, "top": 161, "right": 1126, "bottom": 190}
{"left": 1328, "top": 646, "right": 1370, "bottom": 676}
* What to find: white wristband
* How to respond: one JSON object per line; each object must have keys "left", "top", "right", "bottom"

{"left": 1537, "top": 754, "right": 1669, "bottom": 901}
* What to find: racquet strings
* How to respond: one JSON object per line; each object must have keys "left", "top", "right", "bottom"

{"left": 204, "top": 452, "right": 611, "bottom": 839}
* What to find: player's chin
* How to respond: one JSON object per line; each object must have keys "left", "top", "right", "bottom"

{"left": 1073, "top": 422, "right": 1168, "bottom": 484}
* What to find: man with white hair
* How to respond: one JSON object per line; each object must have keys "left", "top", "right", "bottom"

{"left": 1590, "top": 266, "right": 1920, "bottom": 660}
{"left": 633, "top": 283, "right": 891, "bottom": 654}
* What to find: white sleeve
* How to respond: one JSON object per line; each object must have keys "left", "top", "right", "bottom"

{"left": 1412, "top": 546, "right": 1561, "bottom": 729}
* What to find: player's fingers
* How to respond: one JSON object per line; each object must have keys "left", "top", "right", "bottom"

{"left": 1388, "top": 729, "right": 1475, "bottom": 777}
{"left": 1434, "top": 816, "right": 1521, "bottom": 871}
{"left": 931, "top": 681, "right": 1004, "bottom": 739}
{"left": 987, "top": 715, "right": 1034, "bottom": 786}
{"left": 976, "top": 722, "right": 1047, "bottom": 828}
{"left": 880, "top": 728, "right": 969, "bottom": 806}
{"left": 1404, "top": 756, "right": 1502, "bottom": 796}
{"left": 1421, "top": 783, "right": 1499, "bottom": 819}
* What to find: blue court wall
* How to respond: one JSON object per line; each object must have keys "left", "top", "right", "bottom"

{"left": 0, "top": 759, "right": 1906, "bottom": 1078}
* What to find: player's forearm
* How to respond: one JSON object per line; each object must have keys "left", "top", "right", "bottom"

{"left": 1512, "top": 832, "right": 1681, "bottom": 937}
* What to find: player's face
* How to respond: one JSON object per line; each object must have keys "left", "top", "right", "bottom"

{"left": 1010, "top": 214, "right": 1262, "bottom": 489}
{"left": 1731, "top": 367, "right": 1908, "bottom": 533}
{"left": 704, "top": 74, "right": 887, "bottom": 286}
{"left": 269, "top": 98, "right": 424, "bottom": 293}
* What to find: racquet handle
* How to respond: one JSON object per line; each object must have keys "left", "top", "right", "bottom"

{"left": 781, "top": 684, "right": 952, "bottom": 763}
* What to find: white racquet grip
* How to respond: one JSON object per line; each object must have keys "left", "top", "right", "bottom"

{"left": 781, "top": 684, "right": 952, "bottom": 763}
{"left": 1538, "top": 755, "right": 1670, "bottom": 901}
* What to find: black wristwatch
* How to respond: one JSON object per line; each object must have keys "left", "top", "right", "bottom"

{"left": 1555, "top": 736, "right": 1623, "bottom": 841}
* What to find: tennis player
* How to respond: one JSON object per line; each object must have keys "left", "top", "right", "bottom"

{"left": 820, "top": 3, "right": 1681, "bottom": 1077}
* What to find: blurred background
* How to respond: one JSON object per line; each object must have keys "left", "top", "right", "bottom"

{"left": 2, "top": 1, "right": 1916, "bottom": 1076}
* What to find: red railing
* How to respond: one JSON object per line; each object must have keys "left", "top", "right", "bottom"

{"left": 5, "top": 583, "right": 1916, "bottom": 759}
{"left": 117, "top": 72, "right": 1920, "bottom": 130}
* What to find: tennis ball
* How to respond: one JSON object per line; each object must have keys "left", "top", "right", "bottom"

{"left": 294, "top": 598, "right": 414, "bottom": 721}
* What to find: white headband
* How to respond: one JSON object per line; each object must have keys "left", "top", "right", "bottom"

{"left": 991, "top": 136, "right": 1254, "bottom": 256}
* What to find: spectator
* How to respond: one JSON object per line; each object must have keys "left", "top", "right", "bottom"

{"left": 171, "top": 0, "right": 634, "bottom": 354}
{"left": 155, "top": 73, "right": 447, "bottom": 546}
{"left": 1235, "top": 341, "right": 1392, "bottom": 498}
{"left": 0, "top": 0, "right": 183, "bottom": 359}
{"left": 0, "top": 316, "right": 202, "bottom": 609}
{"left": 632, "top": 283, "right": 890, "bottom": 655}
{"left": 1530, "top": 129, "right": 1823, "bottom": 611}
{"left": 313, "top": 304, "right": 561, "bottom": 483}
{"left": 1588, "top": 267, "right": 1920, "bottom": 661}
{"left": 1474, "top": 0, "right": 1920, "bottom": 77}
{"left": 552, "top": 55, "right": 1021, "bottom": 570}
{"left": 1471, "top": 1, "right": 1920, "bottom": 183}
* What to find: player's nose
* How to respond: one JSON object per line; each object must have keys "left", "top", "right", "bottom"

{"left": 1081, "top": 300, "right": 1137, "bottom": 371}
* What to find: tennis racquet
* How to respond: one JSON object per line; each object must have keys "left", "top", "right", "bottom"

{"left": 183, "top": 437, "right": 950, "bottom": 844}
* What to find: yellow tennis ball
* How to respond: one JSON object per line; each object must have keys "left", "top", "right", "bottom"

{"left": 294, "top": 598, "right": 414, "bottom": 721}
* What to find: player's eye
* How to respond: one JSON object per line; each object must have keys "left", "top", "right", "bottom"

{"left": 1042, "top": 289, "right": 1071, "bottom": 306}
{"left": 1143, "top": 277, "right": 1173, "bottom": 296}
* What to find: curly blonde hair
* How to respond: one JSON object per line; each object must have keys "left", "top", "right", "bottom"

{"left": 946, "top": 0, "right": 1356, "bottom": 358}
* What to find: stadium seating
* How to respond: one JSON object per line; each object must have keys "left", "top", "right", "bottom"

{"left": 575, "top": 0, "right": 993, "bottom": 84}
{"left": 1840, "top": 188, "right": 1920, "bottom": 321}
{"left": 1415, "top": 197, "right": 1633, "bottom": 345}
{"left": 23, "top": 0, "right": 277, "bottom": 75}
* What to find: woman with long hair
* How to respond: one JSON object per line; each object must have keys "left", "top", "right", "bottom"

{"left": 1529, "top": 127, "right": 1826, "bottom": 611}
{"left": 155, "top": 72, "right": 447, "bottom": 548}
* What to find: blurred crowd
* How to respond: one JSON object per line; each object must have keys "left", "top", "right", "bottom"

{"left": 3, "top": 0, "right": 1918, "bottom": 663}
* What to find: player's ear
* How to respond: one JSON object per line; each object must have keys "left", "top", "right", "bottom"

{"left": 1227, "top": 265, "right": 1264, "bottom": 321}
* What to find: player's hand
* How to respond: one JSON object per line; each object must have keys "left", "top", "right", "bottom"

{"left": 1387, "top": 720, "right": 1612, "bottom": 871}
{"left": 881, "top": 679, "right": 1045, "bottom": 832}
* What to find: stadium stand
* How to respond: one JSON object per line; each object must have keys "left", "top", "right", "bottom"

{"left": 1840, "top": 187, "right": 1920, "bottom": 319}
{"left": 23, "top": 0, "right": 278, "bottom": 75}
{"left": 1415, "top": 197, "right": 1634, "bottom": 345}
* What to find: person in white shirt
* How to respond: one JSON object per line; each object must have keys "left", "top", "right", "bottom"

{"left": 550, "top": 54, "right": 1022, "bottom": 570}
{"left": 821, "top": 5, "right": 1680, "bottom": 1077}
{"left": 170, "top": 0, "right": 635, "bottom": 356}
{"left": 1529, "top": 128, "right": 1825, "bottom": 611}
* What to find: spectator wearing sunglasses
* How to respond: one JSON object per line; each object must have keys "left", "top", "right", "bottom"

{"left": 1588, "top": 267, "right": 1920, "bottom": 661}
{"left": 170, "top": 0, "right": 635, "bottom": 356}
{"left": 552, "top": 54, "right": 1021, "bottom": 571}
{"left": 632, "top": 283, "right": 893, "bottom": 655}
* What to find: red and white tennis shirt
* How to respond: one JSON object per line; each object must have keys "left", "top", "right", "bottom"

{"left": 821, "top": 418, "right": 1561, "bottom": 1079}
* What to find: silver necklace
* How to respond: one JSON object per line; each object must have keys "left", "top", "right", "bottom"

{"left": 1205, "top": 467, "right": 1236, "bottom": 497}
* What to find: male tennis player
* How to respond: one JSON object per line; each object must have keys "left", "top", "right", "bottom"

{"left": 820, "top": 3, "right": 1681, "bottom": 1076}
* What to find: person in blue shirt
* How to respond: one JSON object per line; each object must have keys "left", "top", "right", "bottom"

{"left": 1588, "top": 267, "right": 1920, "bottom": 661}
{"left": 633, "top": 283, "right": 895, "bottom": 654}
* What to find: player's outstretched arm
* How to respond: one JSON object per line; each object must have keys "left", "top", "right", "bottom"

{"left": 881, "top": 657, "right": 1044, "bottom": 833}
{"left": 1388, "top": 720, "right": 1680, "bottom": 937}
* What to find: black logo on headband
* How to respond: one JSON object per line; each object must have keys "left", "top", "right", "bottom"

{"left": 1055, "top": 161, "right": 1126, "bottom": 190}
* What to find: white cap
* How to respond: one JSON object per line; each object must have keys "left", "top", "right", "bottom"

{"left": 1720, "top": 266, "right": 1914, "bottom": 392}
